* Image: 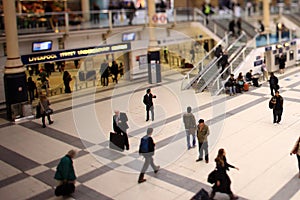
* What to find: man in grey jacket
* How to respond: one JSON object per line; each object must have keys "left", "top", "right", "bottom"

{"left": 183, "top": 106, "right": 196, "bottom": 150}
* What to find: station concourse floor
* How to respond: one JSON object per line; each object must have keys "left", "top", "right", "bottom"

{"left": 0, "top": 66, "right": 300, "bottom": 200}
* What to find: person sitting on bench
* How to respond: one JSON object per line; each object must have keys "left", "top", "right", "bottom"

{"left": 246, "top": 70, "right": 260, "bottom": 87}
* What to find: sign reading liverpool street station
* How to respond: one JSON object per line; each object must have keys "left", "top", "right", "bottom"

{"left": 21, "top": 43, "right": 131, "bottom": 65}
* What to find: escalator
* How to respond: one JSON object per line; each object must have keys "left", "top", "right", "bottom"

{"left": 191, "top": 32, "right": 247, "bottom": 93}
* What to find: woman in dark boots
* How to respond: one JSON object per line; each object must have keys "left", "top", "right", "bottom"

{"left": 38, "top": 94, "right": 53, "bottom": 128}
{"left": 210, "top": 148, "right": 239, "bottom": 200}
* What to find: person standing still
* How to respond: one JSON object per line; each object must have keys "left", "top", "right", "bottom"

{"left": 290, "top": 136, "right": 300, "bottom": 179}
{"left": 54, "top": 149, "right": 77, "bottom": 195}
{"left": 100, "top": 60, "right": 109, "bottom": 86}
{"left": 278, "top": 54, "right": 286, "bottom": 74}
{"left": 138, "top": 128, "right": 160, "bottom": 183}
{"left": 113, "top": 110, "right": 130, "bottom": 150}
{"left": 111, "top": 61, "right": 119, "bottom": 84}
{"left": 271, "top": 91, "right": 283, "bottom": 125}
{"left": 269, "top": 72, "right": 278, "bottom": 96}
{"left": 183, "top": 106, "right": 196, "bottom": 150}
{"left": 143, "top": 89, "right": 156, "bottom": 121}
{"left": 196, "top": 119, "right": 210, "bottom": 163}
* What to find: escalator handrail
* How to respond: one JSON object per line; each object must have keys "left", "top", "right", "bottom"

{"left": 195, "top": 31, "right": 246, "bottom": 86}
{"left": 182, "top": 32, "right": 231, "bottom": 89}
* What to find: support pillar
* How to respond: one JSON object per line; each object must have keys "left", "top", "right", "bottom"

{"left": 81, "top": 0, "right": 90, "bottom": 22}
{"left": 147, "top": 0, "right": 161, "bottom": 84}
{"left": 263, "top": 0, "right": 270, "bottom": 31}
{"left": 3, "top": 0, "right": 28, "bottom": 120}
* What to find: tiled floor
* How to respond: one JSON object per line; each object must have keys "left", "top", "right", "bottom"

{"left": 0, "top": 66, "right": 300, "bottom": 200}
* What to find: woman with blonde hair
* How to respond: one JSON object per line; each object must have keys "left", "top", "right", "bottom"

{"left": 210, "top": 148, "right": 239, "bottom": 200}
{"left": 290, "top": 136, "right": 300, "bottom": 178}
{"left": 38, "top": 94, "right": 53, "bottom": 128}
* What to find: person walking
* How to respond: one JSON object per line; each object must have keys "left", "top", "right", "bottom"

{"left": 196, "top": 119, "right": 210, "bottom": 163}
{"left": 290, "top": 136, "right": 300, "bottom": 179}
{"left": 63, "top": 71, "right": 72, "bottom": 93}
{"left": 54, "top": 149, "right": 77, "bottom": 196}
{"left": 113, "top": 110, "right": 130, "bottom": 150}
{"left": 38, "top": 94, "right": 53, "bottom": 128}
{"left": 138, "top": 128, "right": 160, "bottom": 184}
{"left": 270, "top": 90, "right": 283, "bottom": 125}
{"left": 183, "top": 106, "right": 197, "bottom": 150}
{"left": 210, "top": 148, "right": 239, "bottom": 200}
{"left": 143, "top": 88, "right": 156, "bottom": 121}
{"left": 269, "top": 72, "right": 278, "bottom": 96}
{"left": 229, "top": 19, "right": 235, "bottom": 37}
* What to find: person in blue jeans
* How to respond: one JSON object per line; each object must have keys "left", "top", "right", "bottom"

{"left": 183, "top": 106, "right": 197, "bottom": 150}
{"left": 196, "top": 119, "right": 210, "bottom": 163}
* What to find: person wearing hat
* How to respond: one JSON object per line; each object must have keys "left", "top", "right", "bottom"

{"left": 196, "top": 119, "right": 210, "bottom": 163}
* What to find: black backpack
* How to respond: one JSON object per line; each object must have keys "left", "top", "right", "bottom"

{"left": 269, "top": 98, "right": 274, "bottom": 109}
{"left": 139, "top": 136, "right": 149, "bottom": 153}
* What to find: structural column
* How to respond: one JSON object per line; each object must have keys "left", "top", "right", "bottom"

{"left": 263, "top": 0, "right": 270, "bottom": 31}
{"left": 81, "top": 0, "right": 90, "bottom": 22}
{"left": 3, "top": 0, "right": 28, "bottom": 119}
{"left": 147, "top": 0, "right": 161, "bottom": 84}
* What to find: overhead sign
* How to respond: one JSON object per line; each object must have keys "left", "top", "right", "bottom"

{"left": 21, "top": 43, "right": 131, "bottom": 65}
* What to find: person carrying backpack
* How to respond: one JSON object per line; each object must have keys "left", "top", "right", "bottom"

{"left": 138, "top": 128, "right": 160, "bottom": 183}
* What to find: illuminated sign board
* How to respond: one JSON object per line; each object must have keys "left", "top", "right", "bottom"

{"left": 21, "top": 43, "right": 131, "bottom": 65}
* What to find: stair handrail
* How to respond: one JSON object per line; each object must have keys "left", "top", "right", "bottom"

{"left": 181, "top": 32, "right": 231, "bottom": 90}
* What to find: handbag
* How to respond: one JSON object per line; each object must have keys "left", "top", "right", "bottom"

{"left": 40, "top": 101, "right": 53, "bottom": 115}
{"left": 45, "top": 108, "right": 53, "bottom": 115}
{"left": 207, "top": 169, "right": 218, "bottom": 184}
{"left": 54, "top": 182, "right": 75, "bottom": 196}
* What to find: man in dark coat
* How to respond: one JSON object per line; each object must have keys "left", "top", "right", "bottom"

{"left": 111, "top": 61, "right": 119, "bottom": 84}
{"left": 138, "top": 128, "right": 160, "bottom": 183}
{"left": 271, "top": 91, "right": 283, "bottom": 124}
{"left": 143, "top": 88, "right": 156, "bottom": 121}
{"left": 269, "top": 72, "right": 278, "bottom": 96}
{"left": 113, "top": 110, "right": 130, "bottom": 150}
{"left": 100, "top": 60, "right": 109, "bottom": 86}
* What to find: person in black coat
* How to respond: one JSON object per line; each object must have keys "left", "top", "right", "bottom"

{"left": 229, "top": 20, "right": 235, "bottom": 37}
{"left": 143, "top": 88, "right": 156, "bottom": 121}
{"left": 269, "top": 72, "right": 278, "bottom": 96}
{"left": 27, "top": 77, "right": 37, "bottom": 103}
{"left": 100, "top": 60, "right": 109, "bottom": 86}
{"left": 63, "top": 71, "right": 72, "bottom": 93}
{"left": 111, "top": 61, "right": 119, "bottom": 84}
{"left": 270, "top": 91, "right": 284, "bottom": 124}
{"left": 278, "top": 54, "right": 286, "bottom": 74}
{"left": 210, "top": 148, "right": 239, "bottom": 200}
{"left": 113, "top": 110, "right": 130, "bottom": 150}
{"left": 138, "top": 128, "right": 160, "bottom": 183}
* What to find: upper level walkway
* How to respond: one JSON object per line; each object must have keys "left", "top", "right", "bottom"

{"left": 0, "top": 64, "right": 299, "bottom": 200}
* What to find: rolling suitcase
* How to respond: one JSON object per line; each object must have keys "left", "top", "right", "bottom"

{"left": 190, "top": 188, "right": 209, "bottom": 200}
{"left": 109, "top": 132, "right": 125, "bottom": 151}
{"left": 243, "top": 82, "right": 249, "bottom": 91}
